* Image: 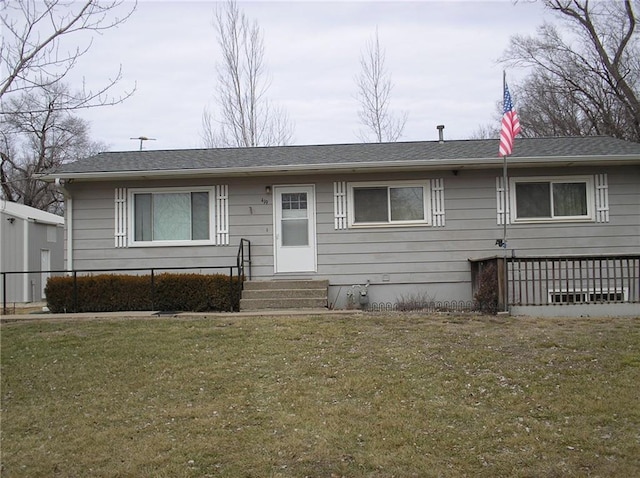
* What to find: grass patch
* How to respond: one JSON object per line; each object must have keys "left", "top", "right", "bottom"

{"left": 1, "top": 314, "right": 639, "bottom": 477}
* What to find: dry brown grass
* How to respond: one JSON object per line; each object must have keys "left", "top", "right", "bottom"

{"left": 1, "top": 313, "right": 639, "bottom": 477}
{"left": 1, "top": 303, "right": 47, "bottom": 315}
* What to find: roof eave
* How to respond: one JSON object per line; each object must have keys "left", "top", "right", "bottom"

{"left": 42, "top": 154, "right": 640, "bottom": 182}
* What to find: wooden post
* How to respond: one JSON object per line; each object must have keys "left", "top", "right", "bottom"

{"left": 497, "top": 257, "right": 507, "bottom": 312}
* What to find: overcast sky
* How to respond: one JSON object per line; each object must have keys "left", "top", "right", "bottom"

{"left": 67, "top": 0, "right": 552, "bottom": 152}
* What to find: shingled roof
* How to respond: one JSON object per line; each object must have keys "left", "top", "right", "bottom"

{"left": 47, "top": 136, "right": 640, "bottom": 180}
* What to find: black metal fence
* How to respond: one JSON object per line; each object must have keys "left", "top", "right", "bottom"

{"left": 1, "top": 265, "right": 240, "bottom": 315}
{"left": 2, "top": 239, "right": 252, "bottom": 315}
{"left": 470, "top": 254, "right": 640, "bottom": 308}
{"left": 508, "top": 255, "right": 639, "bottom": 306}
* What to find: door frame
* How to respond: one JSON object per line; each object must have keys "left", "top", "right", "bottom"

{"left": 273, "top": 184, "right": 317, "bottom": 274}
{"left": 40, "top": 248, "right": 51, "bottom": 300}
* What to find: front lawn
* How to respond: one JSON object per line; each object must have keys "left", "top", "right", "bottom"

{"left": 1, "top": 314, "right": 639, "bottom": 477}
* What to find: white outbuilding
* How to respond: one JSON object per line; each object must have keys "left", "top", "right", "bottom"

{"left": 1, "top": 201, "right": 64, "bottom": 304}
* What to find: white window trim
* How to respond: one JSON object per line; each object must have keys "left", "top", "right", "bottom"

{"left": 115, "top": 187, "right": 127, "bottom": 248}
{"left": 346, "top": 180, "right": 432, "bottom": 228}
{"left": 333, "top": 181, "right": 348, "bottom": 230}
{"left": 509, "top": 175, "right": 595, "bottom": 224}
{"left": 128, "top": 186, "right": 217, "bottom": 247}
{"left": 594, "top": 173, "right": 609, "bottom": 223}
{"left": 496, "top": 176, "right": 511, "bottom": 225}
{"left": 430, "top": 178, "right": 445, "bottom": 227}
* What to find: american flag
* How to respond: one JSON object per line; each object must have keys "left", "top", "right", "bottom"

{"left": 499, "top": 83, "right": 521, "bottom": 157}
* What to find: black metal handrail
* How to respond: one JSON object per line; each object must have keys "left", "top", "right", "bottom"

{"left": 237, "top": 238, "right": 251, "bottom": 280}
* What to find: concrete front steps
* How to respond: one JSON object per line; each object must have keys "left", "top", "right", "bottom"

{"left": 240, "top": 280, "right": 329, "bottom": 311}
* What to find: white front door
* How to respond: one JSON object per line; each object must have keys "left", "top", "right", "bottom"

{"left": 274, "top": 185, "right": 317, "bottom": 273}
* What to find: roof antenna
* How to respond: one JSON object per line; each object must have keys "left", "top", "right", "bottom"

{"left": 130, "top": 136, "right": 156, "bottom": 151}
{"left": 436, "top": 125, "right": 445, "bottom": 143}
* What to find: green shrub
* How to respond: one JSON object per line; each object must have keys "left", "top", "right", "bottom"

{"left": 45, "top": 273, "right": 241, "bottom": 313}
{"left": 45, "top": 276, "right": 76, "bottom": 313}
{"left": 153, "top": 273, "right": 242, "bottom": 312}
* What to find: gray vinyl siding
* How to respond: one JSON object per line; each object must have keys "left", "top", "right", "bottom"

{"left": 69, "top": 179, "right": 269, "bottom": 271}
{"left": 319, "top": 166, "right": 638, "bottom": 303}
{"left": 505, "top": 166, "right": 639, "bottom": 256}
{"left": 65, "top": 165, "right": 639, "bottom": 304}
{"left": 318, "top": 171, "right": 488, "bottom": 290}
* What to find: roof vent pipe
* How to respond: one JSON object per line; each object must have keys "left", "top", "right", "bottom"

{"left": 437, "top": 125, "right": 445, "bottom": 143}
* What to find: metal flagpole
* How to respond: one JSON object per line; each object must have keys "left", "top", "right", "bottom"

{"left": 502, "top": 71, "right": 509, "bottom": 313}
{"left": 502, "top": 71, "right": 508, "bottom": 248}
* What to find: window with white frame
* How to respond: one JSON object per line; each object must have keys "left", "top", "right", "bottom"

{"left": 510, "top": 176, "right": 595, "bottom": 222}
{"left": 347, "top": 181, "right": 431, "bottom": 227}
{"left": 130, "top": 188, "right": 214, "bottom": 244}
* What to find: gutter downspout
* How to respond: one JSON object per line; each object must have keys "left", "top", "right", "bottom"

{"left": 55, "top": 179, "right": 73, "bottom": 272}
{"left": 23, "top": 217, "right": 29, "bottom": 301}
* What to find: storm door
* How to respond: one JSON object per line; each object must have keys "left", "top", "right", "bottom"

{"left": 273, "top": 185, "right": 317, "bottom": 273}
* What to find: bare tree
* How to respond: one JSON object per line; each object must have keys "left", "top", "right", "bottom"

{"left": 1, "top": 0, "right": 135, "bottom": 212}
{"left": 502, "top": 0, "right": 639, "bottom": 141}
{"left": 355, "top": 28, "right": 407, "bottom": 143}
{"left": 1, "top": 0, "right": 136, "bottom": 111}
{"left": 201, "top": 0, "right": 293, "bottom": 148}
{"left": 469, "top": 122, "right": 501, "bottom": 140}
{"left": 1, "top": 84, "right": 106, "bottom": 213}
